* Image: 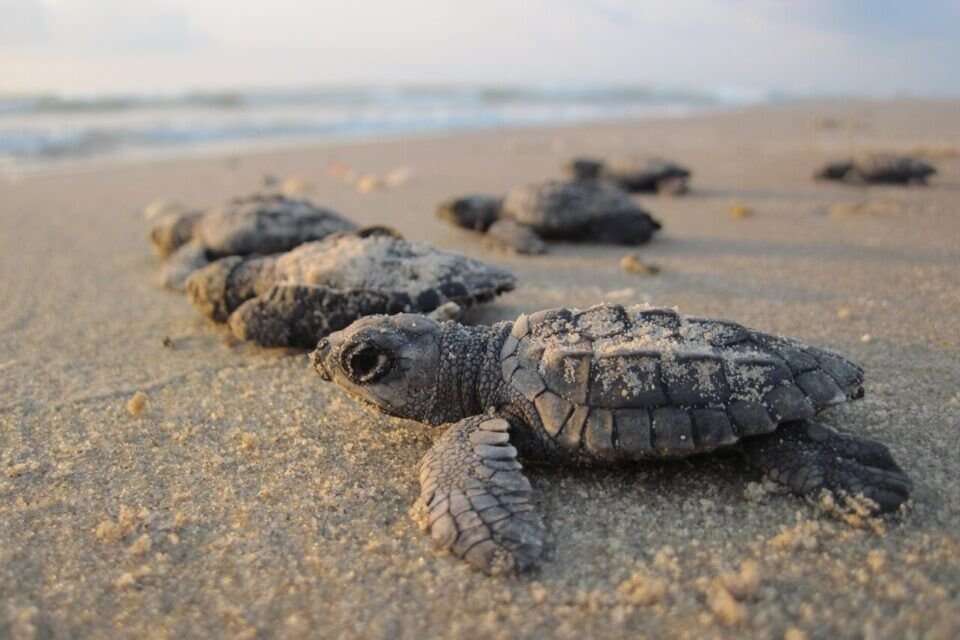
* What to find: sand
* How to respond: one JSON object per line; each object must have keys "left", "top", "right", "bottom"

{"left": 2, "top": 99, "right": 959, "bottom": 639}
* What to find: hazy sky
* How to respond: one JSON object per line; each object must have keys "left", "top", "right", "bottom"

{"left": 2, "top": 0, "right": 959, "bottom": 95}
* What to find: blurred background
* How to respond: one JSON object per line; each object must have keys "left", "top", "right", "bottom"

{"left": 2, "top": 0, "right": 958, "bottom": 169}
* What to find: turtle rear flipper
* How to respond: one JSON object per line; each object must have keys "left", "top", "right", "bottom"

{"left": 815, "top": 161, "right": 855, "bottom": 182}
{"left": 741, "top": 420, "right": 911, "bottom": 513}
{"left": 229, "top": 285, "right": 393, "bottom": 349}
{"left": 157, "top": 242, "right": 210, "bottom": 291}
{"left": 186, "top": 255, "right": 277, "bottom": 322}
{"left": 485, "top": 219, "right": 547, "bottom": 254}
{"left": 415, "top": 415, "right": 544, "bottom": 575}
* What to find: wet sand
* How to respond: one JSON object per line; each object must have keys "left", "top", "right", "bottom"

{"left": 1, "top": 99, "right": 959, "bottom": 639}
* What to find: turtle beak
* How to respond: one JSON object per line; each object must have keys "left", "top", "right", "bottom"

{"left": 312, "top": 339, "right": 332, "bottom": 381}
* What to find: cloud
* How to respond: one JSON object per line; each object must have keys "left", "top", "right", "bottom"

{"left": 1, "top": 1, "right": 958, "bottom": 95}
{"left": 780, "top": 1, "right": 960, "bottom": 40}
{"left": 6, "top": 0, "right": 207, "bottom": 53}
{"left": 0, "top": 0, "right": 49, "bottom": 46}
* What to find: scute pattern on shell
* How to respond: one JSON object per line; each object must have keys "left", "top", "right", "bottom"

{"left": 185, "top": 230, "right": 516, "bottom": 348}
{"left": 272, "top": 233, "right": 516, "bottom": 308}
{"left": 502, "top": 303, "right": 865, "bottom": 460}
{"left": 500, "top": 180, "right": 647, "bottom": 236}
{"left": 196, "top": 193, "right": 357, "bottom": 256}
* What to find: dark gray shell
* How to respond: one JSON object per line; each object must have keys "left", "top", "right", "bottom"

{"left": 499, "top": 304, "right": 864, "bottom": 459}
{"left": 264, "top": 232, "right": 515, "bottom": 310}
{"left": 566, "top": 156, "right": 691, "bottom": 193}
{"left": 500, "top": 181, "right": 650, "bottom": 238}
{"left": 816, "top": 154, "right": 936, "bottom": 184}
{"left": 195, "top": 193, "right": 356, "bottom": 256}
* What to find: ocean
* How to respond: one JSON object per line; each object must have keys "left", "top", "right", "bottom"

{"left": 0, "top": 85, "right": 762, "bottom": 171}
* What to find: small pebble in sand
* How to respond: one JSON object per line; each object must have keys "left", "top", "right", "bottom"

{"left": 127, "top": 534, "right": 152, "bottom": 556}
{"left": 281, "top": 177, "right": 314, "bottom": 196}
{"left": 620, "top": 254, "right": 660, "bottom": 275}
{"left": 768, "top": 520, "right": 821, "bottom": 552}
{"left": 239, "top": 432, "right": 260, "bottom": 452}
{"left": 384, "top": 167, "right": 414, "bottom": 187}
{"left": 729, "top": 202, "right": 754, "bottom": 219}
{"left": 326, "top": 161, "right": 356, "bottom": 182}
{"left": 95, "top": 506, "right": 142, "bottom": 544}
{"left": 127, "top": 391, "right": 148, "bottom": 417}
{"left": 114, "top": 566, "right": 152, "bottom": 590}
{"left": 719, "top": 560, "right": 762, "bottom": 599}
{"left": 617, "top": 572, "right": 668, "bottom": 606}
{"left": 5, "top": 460, "right": 39, "bottom": 478}
{"left": 529, "top": 583, "right": 548, "bottom": 605}
{"left": 162, "top": 336, "right": 174, "bottom": 348}
{"left": 860, "top": 334, "right": 872, "bottom": 343}
{"left": 706, "top": 582, "right": 746, "bottom": 626}
{"left": 784, "top": 627, "right": 809, "bottom": 640}
{"left": 355, "top": 175, "right": 383, "bottom": 193}
{"left": 836, "top": 307, "right": 852, "bottom": 320}
{"left": 866, "top": 549, "right": 887, "bottom": 573}
{"left": 828, "top": 200, "right": 901, "bottom": 217}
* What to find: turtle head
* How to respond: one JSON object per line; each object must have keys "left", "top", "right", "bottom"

{"left": 435, "top": 195, "right": 502, "bottom": 232}
{"left": 312, "top": 314, "right": 444, "bottom": 422}
{"left": 149, "top": 211, "right": 202, "bottom": 258}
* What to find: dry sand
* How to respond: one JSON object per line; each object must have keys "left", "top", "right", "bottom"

{"left": 2, "top": 99, "right": 959, "bottom": 639}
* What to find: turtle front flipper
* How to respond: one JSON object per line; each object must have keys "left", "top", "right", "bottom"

{"left": 741, "top": 420, "right": 911, "bottom": 513}
{"left": 415, "top": 416, "right": 544, "bottom": 575}
{"left": 157, "top": 242, "right": 210, "bottom": 291}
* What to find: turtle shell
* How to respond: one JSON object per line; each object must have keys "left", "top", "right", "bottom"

{"left": 197, "top": 193, "right": 356, "bottom": 257}
{"left": 851, "top": 154, "right": 936, "bottom": 183}
{"left": 500, "top": 181, "right": 644, "bottom": 238}
{"left": 271, "top": 232, "right": 516, "bottom": 312}
{"left": 602, "top": 156, "right": 691, "bottom": 192}
{"left": 499, "top": 303, "right": 864, "bottom": 460}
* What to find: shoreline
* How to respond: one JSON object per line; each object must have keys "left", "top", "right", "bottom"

{"left": 5, "top": 96, "right": 957, "bottom": 181}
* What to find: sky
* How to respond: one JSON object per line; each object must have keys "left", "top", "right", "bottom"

{"left": 2, "top": 0, "right": 959, "bottom": 96}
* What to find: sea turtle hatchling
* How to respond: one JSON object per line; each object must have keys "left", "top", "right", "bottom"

{"left": 566, "top": 156, "right": 692, "bottom": 194}
{"left": 815, "top": 154, "right": 936, "bottom": 185}
{"left": 149, "top": 192, "right": 356, "bottom": 290}
{"left": 437, "top": 180, "right": 661, "bottom": 255}
{"left": 185, "top": 228, "right": 516, "bottom": 348}
{"left": 312, "top": 303, "right": 911, "bottom": 574}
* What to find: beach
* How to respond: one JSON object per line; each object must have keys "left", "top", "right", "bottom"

{"left": 1, "top": 99, "right": 959, "bottom": 639}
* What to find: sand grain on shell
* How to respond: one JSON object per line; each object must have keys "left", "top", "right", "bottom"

{"left": 274, "top": 234, "right": 512, "bottom": 299}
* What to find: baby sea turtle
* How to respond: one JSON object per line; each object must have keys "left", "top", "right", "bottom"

{"left": 566, "top": 156, "right": 692, "bottom": 194}
{"left": 313, "top": 303, "right": 911, "bottom": 574}
{"left": 815, "top": 154, "right": 936, "bottom": 185}
{"left": 186, "top": 228, "right": 515, "bottom": 348}
{"left": 437, "top": 180, "right": 661, "bottom": 255}
{"left": 149, "top": 193, "right": 356, "bottom": 290}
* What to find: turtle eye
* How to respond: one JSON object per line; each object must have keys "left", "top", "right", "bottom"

{"left": 343, "top": 343, "right": 392, "bottom": 384}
